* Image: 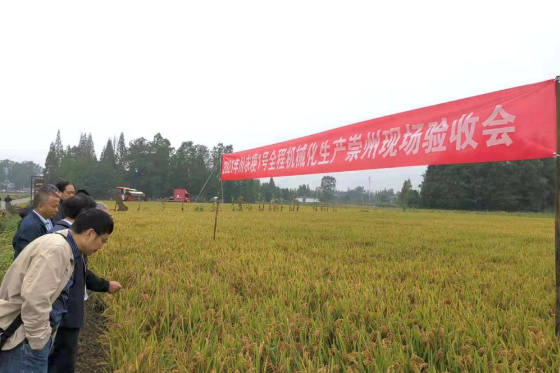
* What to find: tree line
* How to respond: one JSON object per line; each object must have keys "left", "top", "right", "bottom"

{"left": 32, "top": 131, "right": 559, "bottom": 212}
{"left": 42, "top": 131, "right": 322, "bottom": 202}
{"left": 417, "top": 159, "right": 555, "bottom": 212}
{"left": 0, "top": 160, "right": 42, "bottom": 190}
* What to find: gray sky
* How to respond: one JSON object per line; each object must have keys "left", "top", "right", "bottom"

{"left": 1, "top": 0, "right": 558, "bottom": 192}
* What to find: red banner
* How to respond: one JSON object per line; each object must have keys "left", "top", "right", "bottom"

{"left": 222, "top": 80, "right": 557, "bottom": 180}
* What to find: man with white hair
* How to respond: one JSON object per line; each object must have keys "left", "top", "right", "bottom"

{"left": 96, "top": 202, "right": 109, "bottom": 212}
{"left": 12, "top": 186, "right": 60, "bottom": 259}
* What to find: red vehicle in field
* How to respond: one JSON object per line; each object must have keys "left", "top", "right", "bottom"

{"left": 116, "top": 187, "right": 145, "bottom": 201}
{"left": 173, "top": 188, "right": 190, "bottom": 202}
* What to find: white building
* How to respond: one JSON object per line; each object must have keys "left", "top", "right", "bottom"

{"left": 296, "top": 197, "right": 320, "bottom": 203}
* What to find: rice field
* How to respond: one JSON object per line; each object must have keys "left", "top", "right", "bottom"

{"left": 85, "top": 202, "right": 558, "bottom": 372}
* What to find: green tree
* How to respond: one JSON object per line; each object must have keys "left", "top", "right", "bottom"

{"left": 44, "top": 142, "right": 60, "bottom": 184}
{"left": 261, "top": 178, "right": 276, "bottom": 202}
{"left": 169, "top": 141, "right": 194, "bottom": 194}
{"left": 148, "top": 133, "right": 174, "bottom": 198}
{"left": 86, "top": 133, "right": 97, "bottom": 161}
{"left": 419, "top": 160, "right": 552, "bottom": 212}
{"left": 408, "top": 189, "right": 420, "bottom": 208}
{"left": 54, "top": 130, "right": 64, "bottom": 162}
{"left": 319, "top": 176, "right": 336, "bottom": 202}
{"left": 100, "top": 138, "right": 116, "bottom": 167}
{"left": 0, "top": 160, "right": 42, "bottom": 189}
{"left": 126, "top": 137, "right": 151, "bottom": 196}
{"left": 44, "top": 130, "right": 65, "bottom": 183}
{"left": 399, "top": 179, "right": 412, "bottom": 210}
{"left": 115, "top": 132, "right": 128, "bottom": 171}
{"left": 209, "top": 143, "right": 233, "bottom": 200}
{"left": 297, "top": 184, "right": 312, "bottom": 197}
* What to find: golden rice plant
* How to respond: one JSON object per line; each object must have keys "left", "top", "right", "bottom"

{"left": 89, "top": 202, "right": 558, "bottom": 372}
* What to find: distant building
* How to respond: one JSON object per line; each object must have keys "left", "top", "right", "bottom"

{"left": 296, "top": 197, "right": 320, "bottom": 203}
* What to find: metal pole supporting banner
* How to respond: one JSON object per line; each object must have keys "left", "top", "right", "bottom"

{"left": 555, "top": 76, "right": 560, "bottom": 336}
{"left": 213, "top": 179, "right": 222, "bottom": 241}
{"left": 212, "top": 157, "right": 224, "bottom": 241}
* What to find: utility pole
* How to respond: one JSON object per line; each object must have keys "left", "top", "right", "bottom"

{"left": 368, "top": 176, "right": 371, "bottom": 204}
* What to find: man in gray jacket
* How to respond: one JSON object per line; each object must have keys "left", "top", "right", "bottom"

{"left": 0, "top": 209, "right": 114, "bottom": 373}
{"left": 49, "top": 196, "right": 121, "bottom": 373}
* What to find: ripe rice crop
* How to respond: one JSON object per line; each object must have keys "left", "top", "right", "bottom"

{"left": 91, "top": 202, "right": 558, "bottom": 372}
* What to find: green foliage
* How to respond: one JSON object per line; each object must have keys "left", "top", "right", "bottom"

{"left": 44, "top": 131, "right": 555, "bottom": 214}
{"left": 420, "top": 159, "right": 554, "bottom": 212}
{"left": 100, "top": 138, "right": 117, "bottom": 167}
{"left": 297, "top": 183, "right": 313, "bottom": 197}
{"left": 44, "top": 130, "right": 64, "bottom": 183}
{"left": 0, "top": 213, "right": 19, "bottom": 278}
{"left": 399, "top": 179, "right": 412, "bottom": 210}
{"left": 319, "top": 176, "right": 336, "bottom": 202}
{"left": 115, "top": 132, "right": 128, "bottom": 171}
{"left": 41, "top": 132, "right": 340, "bottom": 205}
{"left": 0, "top": 160, "right": 42, "bottom": 190}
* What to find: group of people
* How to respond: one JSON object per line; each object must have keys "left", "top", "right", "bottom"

{"left": 0, "top": 181, "right": 122, "bottom": 373}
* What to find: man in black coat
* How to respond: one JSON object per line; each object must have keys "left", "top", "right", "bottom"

{"left": 52, "top": 181, "right": 76, "bottom": 223}
{"left": 18, "top": 184, "right": 61, "bottom": 221}
{"left": 48, "top": 195, "right": 122, "bottom": 373}
{"left": 12, "top": 186, "right": 60, "bottom": 259}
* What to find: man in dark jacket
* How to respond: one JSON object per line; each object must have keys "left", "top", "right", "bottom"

{"left": 18, "top": 184, "right": 61, "bottom": 221}
{"left": 12, "top": 186, "right": 60, "bottom": 259}
{"left": 48, "top": 195, "right": 122, "bottom": 373}
{"left": 52, "top": 181, "right": 76, "bottom": 223}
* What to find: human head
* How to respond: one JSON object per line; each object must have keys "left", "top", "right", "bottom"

{"left": 61, "top": 194, "right": 97, "bottom": 220}
{"left": 33, "top": 185, "right": 60, "bottom": 219}
{"left": 56, "top": 181, "right": 75, "bottom": 201}
{"left": 76, "top": 189, "right": 90, "bottom": 196}
{"left": 71, "top": 209, "right": 114, "bottom": 255}
{"left": 96, "top": 202, "right": 109, "bottom": 212}
{"left": 42, "top": 184, "right": 62, "bottom": 199}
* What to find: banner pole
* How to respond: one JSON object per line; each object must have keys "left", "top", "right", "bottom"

{"left": 213, "top": 159, "right": 222, "bottom": 241}
{"left": 555, "top": 76, "right": 560, "bottom": 336}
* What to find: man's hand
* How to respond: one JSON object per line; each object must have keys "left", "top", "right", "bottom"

{"left": 108, "top": 281, "right": 122, "bottom": 294}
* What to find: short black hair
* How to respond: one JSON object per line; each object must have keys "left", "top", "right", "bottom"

{"left": 75, "top": 189, "right": 90, "bottom": 196}
{"left": 33, "top": 185, "right": 60, "bottom": 207}
{"left": 71, "top": 209, "right": 114, "bottom": 236}
{"left": 55, "top": 181, "right": 72, "bottom": 193}
{"left": 61, "top": 194, "right": 97, "bottom": 219}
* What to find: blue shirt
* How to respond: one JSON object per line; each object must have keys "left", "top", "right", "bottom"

{"left": 33, "top": 210, "right": 53, "bottom": 232}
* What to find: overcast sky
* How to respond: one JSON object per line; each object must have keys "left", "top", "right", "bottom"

{"left": 1, "top": 1, "right": 558, "bottom": 192}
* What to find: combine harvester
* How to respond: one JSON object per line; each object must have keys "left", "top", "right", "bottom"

{"left": 115, "top": 186, "right": 146, "bottom": 201}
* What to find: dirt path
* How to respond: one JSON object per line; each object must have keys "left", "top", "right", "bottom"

{"left": 77, "top": 295, "right": 109, "bottom": 373}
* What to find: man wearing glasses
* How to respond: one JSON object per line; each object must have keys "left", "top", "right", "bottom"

{"left": 0, "top": 209, "right": 115, "bottom": 373}
{"left": 48, "top": 197, "right": 122, "bottom": 373}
